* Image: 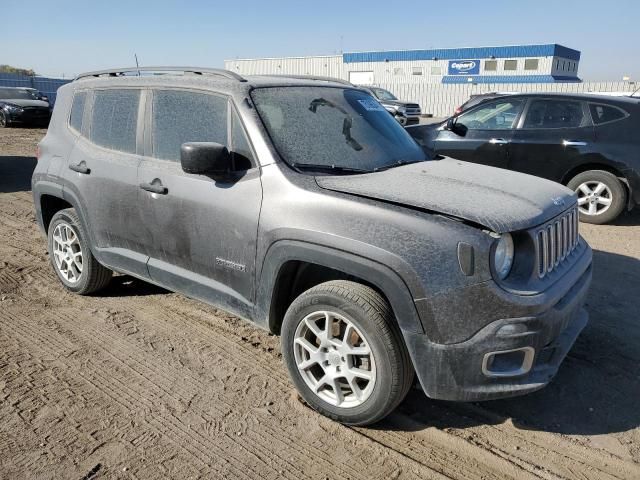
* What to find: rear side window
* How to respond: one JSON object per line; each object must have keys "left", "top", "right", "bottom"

{"left": 522, "top": 99, "right": 585, "bottom": 129}
{"left": 90, "top": 89, "right": 140, "bottom": 154}
{"left": 151, "top": 89, "right": 228, "bottom": 162}
{"left": 69, "top": 91, "right": 87, "bottom": 133}
{"left": 589, "top": 104, "right": 627, "bottom": 125}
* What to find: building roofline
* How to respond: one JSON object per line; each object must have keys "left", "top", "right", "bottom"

{"left": 225, "top": 54, "right": 341, "bottom": 62}
{"left": 342, "top": 43, "right": 577, "bottom": 55}
{"left": 343, "top": 44, "right": 581, "bottom": 63}
{"left": 225, "top": 44, "right": 581, "bottom": 64}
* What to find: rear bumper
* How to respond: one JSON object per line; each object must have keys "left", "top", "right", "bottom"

{"left": 404, "top": 259, "right": 591, "bottom": 402}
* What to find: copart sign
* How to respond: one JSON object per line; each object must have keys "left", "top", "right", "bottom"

{"left": 448, "top": 60, "right": 480, "bottom": 75}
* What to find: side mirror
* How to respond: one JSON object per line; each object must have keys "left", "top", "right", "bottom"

{"left": 445, "top": 117, "right": 457, "bottom": 131}
{"left": 180, "top": 142, "right": 232, "bottom": 176}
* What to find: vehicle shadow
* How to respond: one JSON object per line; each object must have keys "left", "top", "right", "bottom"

{"left": 0, "top": 156, "right": 37, "bottom": 193}
{"left": 610, "top": 207, "right": 640, "bottom": 226}
{"left": 96, "top": 275, "right": 169, "bottom": 298}
{"left": 381, "top": 248, "right": 640, "bottom": 436}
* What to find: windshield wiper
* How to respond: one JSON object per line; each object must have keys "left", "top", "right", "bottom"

{"left": 373, "top": 159, "right": 426, "bottom": 172}
{"left": 292, "top": 163, "right": 370, "bottom": 174}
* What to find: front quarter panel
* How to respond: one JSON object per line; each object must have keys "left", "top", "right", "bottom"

{"left": 255, "top": 163, "right": 495, "bottom": 335}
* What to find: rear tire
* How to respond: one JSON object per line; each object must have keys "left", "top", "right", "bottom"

{"left": 47, "top": 208, "right": 112, "bottom": 294}
{"left": 281, "top": 280, "right": 414, "bottom": 426}
{"left": 567, "top": 170, "right": 626, "bottom": 224}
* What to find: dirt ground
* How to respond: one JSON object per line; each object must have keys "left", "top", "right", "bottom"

{"left": 1, "top": 127, "right": 639, "bottom": 480}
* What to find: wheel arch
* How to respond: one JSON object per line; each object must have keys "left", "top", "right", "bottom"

{"left": 255, "top": 240, "right": 425, "bottom": 336}
{"left": 34, "top": 184, "right": 98, "bottom": 256}
{"left": 39, "top": 194, "right": 73, "bottom": 234}
{"left": 560, "top": 162, "right": 633, "bottom": 202}
{"left": 561, "top": 163, "right": 632, "bottom": 208}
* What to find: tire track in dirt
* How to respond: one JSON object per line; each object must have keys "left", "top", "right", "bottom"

{"left": 2, "top": 305, "right": 440, "bottom": 480}
{"left": 1, "top": 311, "right": 275, "bottom": 480}
{"left": 431, "top": 402, "right": 640, "bottom": 480}
{"left": 54, "top": 296, "right": 530, "bottom": 480}
{"left": 352, "top": 414, "right": 545, "bottom": 480}
{"left": 51, "top": 306, "right": 435, "bottom": 480}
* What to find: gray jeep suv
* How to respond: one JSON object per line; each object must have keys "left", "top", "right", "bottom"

{"left": 32, "top": 67, "right": 592, "bottom": 426}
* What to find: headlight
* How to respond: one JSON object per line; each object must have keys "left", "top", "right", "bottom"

{"left": 493, "top": 233, "right": 514, "bottom": 280}
{"left": 5, "top": 104, "right": 23, "bottom": 113}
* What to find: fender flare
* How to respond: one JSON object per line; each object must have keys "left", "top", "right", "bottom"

{"left": 33, "top": 180, "right": 65, "bottom": 234}
{"left": 255, "top": 239, "right": 425, "bottom": 335}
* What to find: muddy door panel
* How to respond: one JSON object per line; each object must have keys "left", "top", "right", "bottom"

{"left": 138, "top": 159, "right": 262, "bottom": 318}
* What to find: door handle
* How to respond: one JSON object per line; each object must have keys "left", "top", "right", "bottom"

{"left": 562, "top": 140, "right": 588, "bottom": 147}
{"left": 69, "top": 162, "right": 90, "bottom": 174}
{"left": 140, "top": 181, "right": 168, "bottom": 195}
{"left": 489, "top": 138, "right": 509, "bottom": 145}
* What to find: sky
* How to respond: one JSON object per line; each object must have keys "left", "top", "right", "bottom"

{"left": 4, "top": 0, "right": 640, "bottom": 81}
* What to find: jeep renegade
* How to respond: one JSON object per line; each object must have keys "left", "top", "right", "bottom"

{"left": 32, "top": 67, "right": 592, "bottom": 426}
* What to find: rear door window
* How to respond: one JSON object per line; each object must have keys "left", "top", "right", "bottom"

{"left": 90, "top": 89, "right": 140, "bottom": 154}
{"left": 456, "top": 99, "right": 525, "bottom": 130}
{"left": 69, "top": 91, "right": 87, "bottom": 133}
{"left": 522, "top": 99, "right": 585, "bottom": 129}
{"left": 589, "top": 103, "right": 627, "bottom": 125}
{"left": 151, "top": 89, "right": 228, "bottom": 162}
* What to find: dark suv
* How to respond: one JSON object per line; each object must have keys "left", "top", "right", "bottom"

{"left": 409, "top": 93, "right": 640, "bottom": 224}
{"left": 0, "top": 87, "right": 51, "bottom": 127}
{"left": 32, "top": 67, "right": 592, "bottom": 426}
{"left": 362, "top": 86, "right": 422, "bottom": 125}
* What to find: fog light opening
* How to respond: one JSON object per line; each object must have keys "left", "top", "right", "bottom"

{"left": 482, "top": 347, "right": 535, "bottom": 378}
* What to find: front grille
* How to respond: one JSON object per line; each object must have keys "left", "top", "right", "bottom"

{"left": 536, "top": 207, "right": 579, "bottom": 278}
{"left": 405, "top": 104, "right": 421, "bottom": 116}
{"left": 22, "top": 107, "right": 49, "bottom": 116}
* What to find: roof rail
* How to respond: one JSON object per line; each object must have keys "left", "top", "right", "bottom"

{"left": 74, "top": 66, "right": 247, "bottom": 82}
{"left": 264, "top": 74, "right": 353, "bottom": 86}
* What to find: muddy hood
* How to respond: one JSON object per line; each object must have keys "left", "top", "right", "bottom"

{"left": 316, "top": 158, "right": 576, "bottom": 233}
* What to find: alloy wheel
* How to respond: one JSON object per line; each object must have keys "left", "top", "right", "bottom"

{"left": 52, "top": 222, "right": 83, "bottom": 284}
{"left": 576, "top": 181, "right": 613, "bottom": 216}
{"left": 293, "top": 310, "right": 376, "bottom": 408}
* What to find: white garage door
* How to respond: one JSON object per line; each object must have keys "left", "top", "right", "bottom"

{"left": 348, "top": 71, "right": 374, "bottom": 85}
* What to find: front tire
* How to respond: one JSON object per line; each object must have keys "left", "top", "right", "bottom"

{"left": 281, "top": 280, "right": 414, "bottom": 425}
{"left": 0, "top": 111, "right": 9, "bottom": 128}
{"left": 47, "top": 208, "right": 112, "bottom": 294}
{"left": 567, "top": 170, "right": 626, "bottom": 224}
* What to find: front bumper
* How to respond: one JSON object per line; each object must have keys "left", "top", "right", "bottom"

{"left": 404, "top": 256, "right": 592, "bottom": 402}
{"left": 5, "top": 107, "right": 51, "bottom": 125}
{"left": 396, "top": 114, "right": 420, "bottom": 126}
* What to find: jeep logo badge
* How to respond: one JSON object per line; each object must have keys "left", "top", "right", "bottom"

{"left": 551, "top": 197, "right": 565, "bottom": 207}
